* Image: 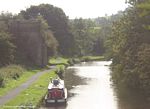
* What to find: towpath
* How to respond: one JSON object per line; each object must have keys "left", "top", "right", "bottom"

{"left": 0, "top": 66, "right": 55, "bottom": 106}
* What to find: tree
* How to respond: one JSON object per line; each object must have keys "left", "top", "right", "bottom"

{"left": 70, "top": 18, "right": 96, "bottom": 56}
{"left": 0, "top": 13, "right": 15, "bottom": 66}
{"left": 37, "top": 15, "right": 58, "bottom": 56}
{"left": 106, "top": 0, "right": 150, "bottom": 99}
{"left": 0, "top": 27, "right": 15, "bottom": 66}
{"left": 20, "top": 4, "right": 74, "bottom": 56}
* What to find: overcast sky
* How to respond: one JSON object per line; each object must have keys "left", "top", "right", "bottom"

{"left": 0, "top": 0, "right": 128, "bottom": 19}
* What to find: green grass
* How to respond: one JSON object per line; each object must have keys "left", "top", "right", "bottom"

{"left": 0, "top": 69, "right": 40, "bottom": 97}
{"left": 49, "top": 57, "right": 69, "bottom": 65}
{"left": 81, "top": 56, "right": 105, "bottom": 61}
{"left": 2, "top": 69, "right": 57, "bottom": 108}
{"left": 0, "top": 58, "right": 69, "bottom": 108}
{"left": 0, "top": 65, "right": 25, "bottom": 79}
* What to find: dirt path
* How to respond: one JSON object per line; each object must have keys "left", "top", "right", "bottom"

{"left": 0, "top": 68, "right": 54, "bottom": 106}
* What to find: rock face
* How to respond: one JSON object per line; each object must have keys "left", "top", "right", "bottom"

{"left": 9, "top": 20, "right": 48, "bottom": 67}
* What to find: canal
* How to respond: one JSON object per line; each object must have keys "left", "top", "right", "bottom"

{"left": 40, "top": 61, "right": 149, "bottom": 109}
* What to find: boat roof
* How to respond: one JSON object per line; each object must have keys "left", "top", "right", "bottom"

{"left": 48, "top": 79, "right": 65, "bottom": 89}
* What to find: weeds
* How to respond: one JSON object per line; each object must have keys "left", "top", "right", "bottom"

{"left": 0, "top": 65, "right": 25, "bottom": 87}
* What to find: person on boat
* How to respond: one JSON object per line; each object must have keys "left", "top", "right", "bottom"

{"left": 53, "top": 79, "right": 60, "bottom": 86}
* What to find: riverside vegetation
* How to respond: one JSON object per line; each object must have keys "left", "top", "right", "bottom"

{"left": 0, "top": 57, "right": 104, "bottom": 108}
{"left": 0, "top": 58, "right": 67, "bottom": 108}
{"left": 106, "top": 0, "right": 150, "bottom": 103}
{"left": 0, "top": 4, "right": 108, "bottom": 88}
{"left": 1, "top": 0, "right": 150, "bottom": 108}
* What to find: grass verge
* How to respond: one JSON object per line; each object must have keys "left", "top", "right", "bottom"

{"left": 0, "top": 69, "right": 40, "bottom": 97}
{"left": 49, "top": 57, "right": 69, "bottom": 66}
{"left": 81, "top": 56, "right": 105, "bottom": 62}
{"left": 2, "top": 69, "right": 58, "bottom": 108}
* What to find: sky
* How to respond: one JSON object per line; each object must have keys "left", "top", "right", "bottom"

{"left": 0, "top": 0, "right": 128, "bottom": 19}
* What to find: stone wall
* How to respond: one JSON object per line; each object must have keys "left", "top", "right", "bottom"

{"left": 9, "top": 20, "right": 48, "bottom": 67}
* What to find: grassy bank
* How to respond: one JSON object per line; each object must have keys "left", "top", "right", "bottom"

{"left": 0, "top": 58, "right": 68, "bottom": 98}
{"left": 1, "top": 58, "right": 68, "bottom": 108}
{"left": 2, "top": 68, "right": 58, "bottom": 108}
{"left": 0, "top": 70, "right": 40, "bottom": 97}
{"left": 0, "top": 65, "right": 41, "bottom": 97}
{"left": 80, "top": 56, "right": 105, "bottom": 62}
{"left": 49, "top": 57, "right": 69, "bottom": 66}
{"left": 0, "top": 65, "right": 25, "bottom": 88}
{"left": 49, "top": 56, "right": 105, "bottom": 66}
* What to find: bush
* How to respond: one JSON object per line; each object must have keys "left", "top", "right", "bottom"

{"left": 0, "top": 65, "right": 25, "bottom": 84}
{"left": 0, "top": 76, "right": 4, "bottom": 87}
{"left": 55, "top": 65, "right": 65, "bottom": 79}
{"left": 81, "top": 56, "right": 104, "bottom": 62}
{"left": 67, "top": 59, "right": 74, "bottom": 66}
{"left": 72, "top": 58, "right": 80, "bottom": 63}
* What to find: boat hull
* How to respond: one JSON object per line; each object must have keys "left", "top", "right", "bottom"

{"left": 45, "top": 88, "right": 67, "bottom": 104}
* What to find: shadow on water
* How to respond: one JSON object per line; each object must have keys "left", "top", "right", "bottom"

{"left": 116, "top": 86, "right": 150, "bottom": 109}
{"left": 41, "top": 103, "right": 67, "bottom": 109}
{"left": 64, "top": 68, "right": 87, "bottom": 89}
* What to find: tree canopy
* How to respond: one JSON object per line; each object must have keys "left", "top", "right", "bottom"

{"left": 20, "top": 4, "right": 74, "bottom": 56}
{"left": 106, "top": 0, "right": 150, "bottom": 98}
{"left": 0, "top": 15, "right": 15, "bottom": 66}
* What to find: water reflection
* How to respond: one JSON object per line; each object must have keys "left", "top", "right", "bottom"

{"left": 65, "top": 61, "right": 117, "bottom": 109}
{"left": 64, "top": 68, "right": 86, "bottom": 90}
{"left": 73, "top": 61, "right": 112, "bottom": 67}
{"left": 117, "top": 87, "right": 150, "bottom": 109}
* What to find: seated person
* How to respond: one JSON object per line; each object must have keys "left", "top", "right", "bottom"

{"left": 53, "top": 79, "right": 59, "bottom": 86}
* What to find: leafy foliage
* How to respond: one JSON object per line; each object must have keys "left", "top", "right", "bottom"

{"left": 20, "top": 4, "right": 74, "bottom": 56}
{"left": 70, "top": 18, "right": 106, "bottom": 56}
{"left": 0, "top": 65, "right": 25, "bottom": 87}
{"left": 0, "top": 32, "right": 15, "bottom": 66}
{"left": 0, "top": 16, "right": 15, "bottom": 66}
{"left": 106, "top": 0, "right": 150, "bottom": 99}
{"left": 37, "top": 15, "right": 58, "bottom": 56}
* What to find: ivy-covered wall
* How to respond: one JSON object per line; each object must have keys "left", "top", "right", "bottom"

{"left": 9, "top": 20, "right": 48, "bottom": 67}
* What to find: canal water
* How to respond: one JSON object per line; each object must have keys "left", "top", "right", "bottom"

{"left": 40, "top": 61, "right": 150, "bottom": 109}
